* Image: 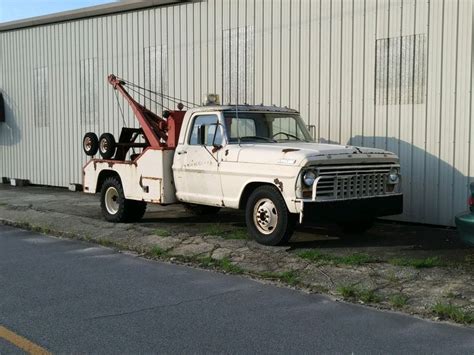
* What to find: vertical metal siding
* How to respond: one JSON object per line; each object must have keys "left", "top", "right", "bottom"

{"left": 0, "top": 0, "right": 473, "bottom": 226}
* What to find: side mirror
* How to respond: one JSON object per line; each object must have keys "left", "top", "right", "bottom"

{"left": 197, "top": 123, "right": 223, "bottom": 149}
{"left": 197, "top": 125, "right": 206, "bottom": 146}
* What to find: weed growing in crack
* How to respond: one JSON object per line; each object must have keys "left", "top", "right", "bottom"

{"left": 96, "top": 239, "right": 116, "bottom": 247}
{"left": 389, "top": 293, "right": 409, "bottom": 308}
{"left": 386, "top": 270, "right": 399, "bottom": 283}
{"left": 337, "top": 284, "right": 358, "bottom": 298}
{"left": 202, "top": 224, "right": 227, "bottom": 236}
{"left": 298, "top": 250, "right": 377, "bottom": 266}
{"left": 432, "top": 302, "right": 474, "bottom": 324}
{"left": 260, "top": 270, "right": 300, "bottom": 286}
{"left": 29, "top": 225, "right": 54, "bottom": 235}
{"left": 358, "top": 289, "right": 382, "bottom": 303}
{"left": 198, "top": 257, "right": 244, "bottom": 274}
{"left": 337, "top": 284, "right": 382, "bottom": 304}
{"left": 149, "top": 246, "right": 167, "bottom": 257}
{"left": 222, "top": 228, "right": 248, "bottom": 240}
{"left": 388, "top": 256, "right": 445, "bottom": 269}
{"left": 201, "top": 224, "right": 248, "bottom": 240}
{"left": 154, "top": 228, "right": 170, "bottom": 237}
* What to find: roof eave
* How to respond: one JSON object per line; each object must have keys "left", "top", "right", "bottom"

{"left": 0, "top": 0, "right": 189, "bottom": 32}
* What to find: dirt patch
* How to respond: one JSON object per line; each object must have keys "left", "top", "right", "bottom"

{"left": 0, "top": 184, "right": 473, "bottom": 326}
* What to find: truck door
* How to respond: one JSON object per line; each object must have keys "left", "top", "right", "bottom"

{"left": 173, "top": 113, "right": 224, "bottom": 206}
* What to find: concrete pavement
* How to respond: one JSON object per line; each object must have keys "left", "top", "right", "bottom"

{"left": 1, "top": 224, "right": 473, "bottom": 354}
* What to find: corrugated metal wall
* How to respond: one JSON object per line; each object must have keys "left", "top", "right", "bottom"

{"left": 0, "top": 0, "right": 473, "bottom": 226}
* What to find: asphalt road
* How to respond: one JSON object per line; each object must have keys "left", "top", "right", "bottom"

{"left": 0, "top": 225, "right": 473, "bottom": 354}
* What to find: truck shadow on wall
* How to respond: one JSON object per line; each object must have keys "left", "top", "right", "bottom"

{"left": 0, "top": 92, "right": 22, "bottom": 146}
{"left": 293, "top": 135, "right": 469, "bottom": 251}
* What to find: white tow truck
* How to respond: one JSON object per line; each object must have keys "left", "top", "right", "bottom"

{"left": 82, "top": 75, "right": 403, "bottom": 245}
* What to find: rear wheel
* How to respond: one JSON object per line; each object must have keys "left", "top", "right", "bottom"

{"left": 245, "top": 185, "right": 297, "bottom": 246}
{"left": 100, "top": 177, "right": 146, "bottom": 222}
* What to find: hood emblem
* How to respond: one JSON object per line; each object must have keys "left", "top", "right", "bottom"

{"left": 278, "top": 158, "right": 296, "bottom": 165}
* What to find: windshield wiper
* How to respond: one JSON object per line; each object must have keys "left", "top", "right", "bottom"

{"left": 239, "top": 136, "right": 277, "bottom": 143}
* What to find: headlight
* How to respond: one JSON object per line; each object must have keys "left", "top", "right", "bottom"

{"left": 303, "top": 170, "right": 317, "bottom": 186}
{"left": 388, "top": 168, "right": 400, "bottom": 184}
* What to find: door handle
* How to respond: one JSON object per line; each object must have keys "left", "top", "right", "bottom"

{"left": 177, "top": 150, "right": 187, "bottom": 155}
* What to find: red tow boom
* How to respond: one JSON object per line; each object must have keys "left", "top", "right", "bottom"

{"left": 108, "top": 74, "right": 185, "bottom": 151}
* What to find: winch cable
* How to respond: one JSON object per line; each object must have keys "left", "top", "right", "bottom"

{"left": 126, "top": 82, "right": 198, "bottom": 108}
{"left": 126, "top": 85, "right": 186, "bottom": 112}
{"left": 119, "top": 78, "right": 198, "bottom": 108}
{"left": 126, "top": 85, "right": 173, "bottom": 112}
{"left": 114, "top": 90, "right": 127, "bottom": 128}
{"left": 114, "top": 89, "right": 136, "bottom": 155}
{"left": 133, "top": 86, "right": 194, "bottom": 109}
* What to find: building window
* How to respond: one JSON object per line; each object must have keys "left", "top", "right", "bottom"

{"left": 223, "top": 25, "right": 254, "bottom": 105}
{"left": 144, "top": 45, "right": 168, "bottom": 111}
{"left": 375, "top": 34, "right": 426, "bottom": 105}
{"left": 80, "top": 57, "right": 98, "bottom": 122}
{"left": 33, "top": 66, "right": 49, "bottom": 127}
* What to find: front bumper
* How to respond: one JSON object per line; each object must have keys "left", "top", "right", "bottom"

{"left": 300, "top": 194, "right": 403, "bottom": 223}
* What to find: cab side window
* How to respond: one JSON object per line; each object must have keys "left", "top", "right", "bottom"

{"left": 189, "top": 114, "right": 223, "bottom": 146}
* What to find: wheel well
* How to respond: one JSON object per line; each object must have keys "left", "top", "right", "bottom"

{"left": 96, "top": 170, "right": 122, "bottom": 193}
{"left": 239, "top": 182, "right": 275, "bottom": 209}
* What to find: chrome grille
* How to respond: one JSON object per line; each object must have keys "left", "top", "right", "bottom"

{"left": 312, "top": 164, "right": 396, "bottom": 201}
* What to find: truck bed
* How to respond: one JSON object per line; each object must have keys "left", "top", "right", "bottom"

{"left": 83, "top": 149, "right": 177, "bottom": 204}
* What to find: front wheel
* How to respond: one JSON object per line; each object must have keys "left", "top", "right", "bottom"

{"left": 245, "top": 185, "right": 297, "bottom": 246}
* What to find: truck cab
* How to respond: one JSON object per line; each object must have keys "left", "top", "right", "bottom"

{"left": 172, "top": 105, "right": 402, "bottom": 244}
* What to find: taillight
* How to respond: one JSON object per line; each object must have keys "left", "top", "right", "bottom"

{"left": 469, "top": 196, "right": 474, "bottom": 210}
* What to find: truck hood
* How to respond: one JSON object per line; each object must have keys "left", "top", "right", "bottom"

{"left": 235, "top": 142, "right": 398, "bottom": 166}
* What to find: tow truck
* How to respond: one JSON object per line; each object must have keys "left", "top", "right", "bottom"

{"left": 82, "top": 75, "right": 403, "bottom": 245}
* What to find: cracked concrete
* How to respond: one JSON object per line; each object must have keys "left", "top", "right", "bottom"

{"left": 0, "top": 184, "right": 473, "bottom": 327}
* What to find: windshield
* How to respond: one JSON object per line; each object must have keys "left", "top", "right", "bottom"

{"left": 223, "top": 111, "right": 313, "bottom": 143}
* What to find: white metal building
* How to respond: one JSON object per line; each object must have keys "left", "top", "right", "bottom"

{"left": 0, "top": 0, "right": 473, "bottom": 226}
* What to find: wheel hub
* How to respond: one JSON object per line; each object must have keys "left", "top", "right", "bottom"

{"left": 84, "top": 137, "right": 92, "bottom": 151}
{"left": 253, "top": 198, "right": 278, "bottom": 235}
{"left": 100, "top": 140, "right": 109, "bottom": 153}
{"left": 105, "top": 187, "right": 119, "bottom": 215}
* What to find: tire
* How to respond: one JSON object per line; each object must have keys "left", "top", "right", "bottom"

{"left": 340, "top": 219, "right": 375, "bottom": 234}
{"left": 99, "top": 133, "right": 117, "bottom": 160}
{"left": 100, "top": 176, "right": 145, "bottom": 222}
{"left": 183, "top": 203, "right": 221, "bottom": 216}
{"left": 245, "top": 185, "right": 297, "bottom": 246}
{"left": 83, "top": 132, "right": 99, "bottom": 156}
